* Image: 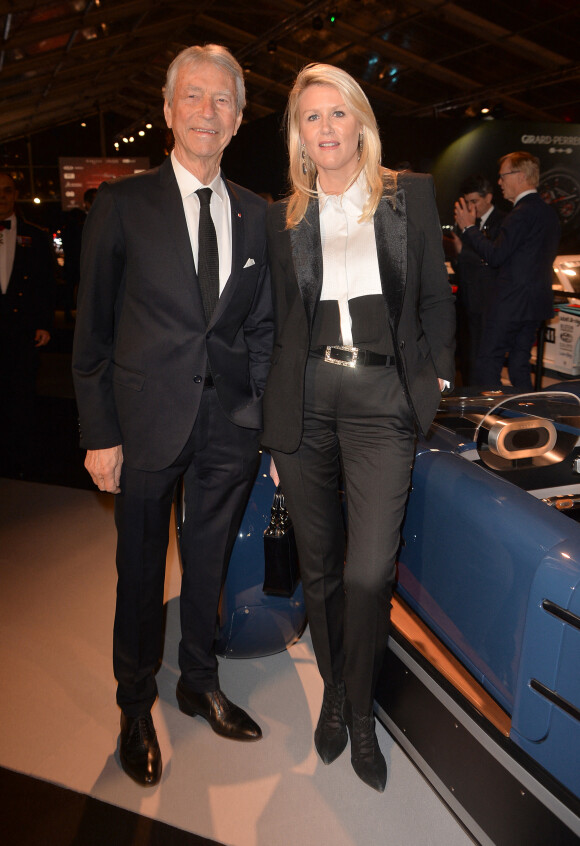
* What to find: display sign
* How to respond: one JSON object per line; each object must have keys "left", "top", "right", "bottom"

{"left": 58, "top": 157, "right": 150, "bottom": 210}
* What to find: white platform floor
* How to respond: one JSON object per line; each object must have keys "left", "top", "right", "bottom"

{"left": 0, "top": 477, "right": 475, "bottom": 846}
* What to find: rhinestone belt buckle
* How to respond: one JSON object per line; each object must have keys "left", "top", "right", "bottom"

{"left": 324, "top": 345, "right": 359, "bottom": 368}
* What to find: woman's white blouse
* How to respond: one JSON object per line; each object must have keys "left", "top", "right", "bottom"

{"left": 318, "top": 176, "right": 382, "bottom": 347}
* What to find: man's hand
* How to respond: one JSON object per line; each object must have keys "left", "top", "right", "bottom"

{"left": 34, "top": 329, "right": 50, "bottom": 347}
{"left": 454, "top": 197, "right": 476, "bottom": 232}
{"left": 85, "top": 445, "right": 123, "bottom": 493}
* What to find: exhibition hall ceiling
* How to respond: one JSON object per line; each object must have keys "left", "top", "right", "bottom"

{"left": 1, "top": 0, "right": 579, "bottom": 144}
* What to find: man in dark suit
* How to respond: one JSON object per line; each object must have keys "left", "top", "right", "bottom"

{"left": 452, "top": 174, "right": 505, "bottom": 384}
{"left": 72, "top": 45, "right": 273, "bottom": 786}
{"left": 455, "top": 151, "right": 561, "bottom": 390}
{"left": 0, "top": 171, "right": 55, "bottom": 475}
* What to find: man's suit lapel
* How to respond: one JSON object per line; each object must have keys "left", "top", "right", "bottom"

{"left": 289, "top": 199, "right": 323, "bottom": 332}
{"left": 374, "top": 179, "right": 407, "bottom": 330}
{"left": 158, "top": 159, "right": 203, "bottom": 312}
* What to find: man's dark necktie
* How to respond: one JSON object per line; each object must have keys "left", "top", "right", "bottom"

{"left": 0, "top": 219, "right": 11, "bottom": 231}
{"left": 195, "top": 188, "right": 219, "bottom": 325}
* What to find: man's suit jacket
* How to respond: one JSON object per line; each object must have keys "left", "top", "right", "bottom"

{"left": 462, "top": 192, "right": 561, "bottom": 322}
{"left": 261, "top": 171, "right": 456, "bottom": 453}
{"left": 456, "top": 206, "right": 505, "bottom": 316}
{"left": 0, "top": 217, "right": 55, "bottom": 345}
{"left": 72, "top": 158, "right": 273, "bottom": 471}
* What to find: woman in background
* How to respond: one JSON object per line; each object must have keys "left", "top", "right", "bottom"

{"left": 262, "top": 64, "right": 455, "bottom": 791}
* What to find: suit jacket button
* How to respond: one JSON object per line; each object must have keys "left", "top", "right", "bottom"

{"left": 193, "top": 375, "right": 203, "bottom": 383}
{"left": 399, "top": 340, "right": 405, "bottom": 350}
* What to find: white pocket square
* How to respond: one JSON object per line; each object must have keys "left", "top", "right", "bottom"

{"left": 243, "top": 258, "right": 255, "bottom": 268}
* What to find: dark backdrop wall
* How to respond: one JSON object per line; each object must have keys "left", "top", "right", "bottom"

{"left": 222, "top": 112, "right": 288, "bottom": 201}
{"left": 3, "top": 113, "right": 579, "bottom": 252}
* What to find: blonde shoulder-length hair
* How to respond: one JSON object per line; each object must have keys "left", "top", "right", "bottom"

{"left": 285, "top": 63, "right": 392, "bottom": 228}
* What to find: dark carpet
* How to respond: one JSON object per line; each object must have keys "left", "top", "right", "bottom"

{"left": 1, "top": 767, "right": 223, "bottom": 846}
{"left": 1, "top": 316, "right": 93, "bottom": 490}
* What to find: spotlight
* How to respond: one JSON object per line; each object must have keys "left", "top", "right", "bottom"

{"left": 122, "top": 136, "right": 129, "bottom": 143}
{"left": 33, "top": 197, "right": 41, "bottom": 204}
{"left": 146, "top": 123, "right": 152, "bottom": 129}
{"left": 139, "top": 130, "right": 145, "bottom": 136}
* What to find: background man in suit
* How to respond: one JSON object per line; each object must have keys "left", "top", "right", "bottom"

{"left": 455, "top": 151, "right": 560, "bottom": 390}
{"left": 60, "top": 187, "right": 97, "bottom": 322}
{"left": 452, "top": 174, "right": 505, "bottom": 384}
{"left": 72, "top": 45, "right": 273, "bottom": 786}
{"left": 0, "top": 171, "right": 55, "bottom": 476}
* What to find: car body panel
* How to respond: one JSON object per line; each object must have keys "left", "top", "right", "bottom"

{"left": 396, "top": 391, "right": 580, "bottom": 800}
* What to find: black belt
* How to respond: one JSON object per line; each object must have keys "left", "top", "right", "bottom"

{"left": 310, "top": 345, "right": 395, "bottom": 368}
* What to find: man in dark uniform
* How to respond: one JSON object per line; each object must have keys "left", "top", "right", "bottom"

{"left": 452, "top": 174, "right": 505, "bottom": 384}
{"left": 0, "top": 171, "right": 55, "bottom": 475}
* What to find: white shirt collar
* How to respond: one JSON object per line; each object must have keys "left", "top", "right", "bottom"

{"left": 514, "top": 188, "right": 537, "bottom": 205}
{"left": 170, "top": 151, "right": 228, "bottom": 204}
{"left": 480, "top": 205, "right": 494, "bottom": 226}
{"left": 317, "top": 174, "right": 370, "bottom": 217}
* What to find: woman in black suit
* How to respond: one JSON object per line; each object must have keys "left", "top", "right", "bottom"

{"left": 262, "top": 64, "right": 455, "bottom": 791}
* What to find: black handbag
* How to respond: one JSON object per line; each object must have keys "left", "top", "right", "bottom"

{"left": 263, "top": 485, "right": 300, "bottom": 597}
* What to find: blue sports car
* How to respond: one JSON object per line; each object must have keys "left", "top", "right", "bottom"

{"left": 377, "top": 389, "right": 580, "bottom": 845}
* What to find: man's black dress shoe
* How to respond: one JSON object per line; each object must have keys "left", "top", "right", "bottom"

{"left": 176, "top": 680, "right": 262, "bottom": 741}
{"left": 314, "top": 681, "right": 347, "bottom": 765}
{"left": 119, "top": 712, "right": 162, "bottom": 786}
{"left": 345, "top": 699, "right": 387, "bottom": 792}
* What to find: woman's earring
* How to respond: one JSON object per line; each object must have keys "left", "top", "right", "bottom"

{"left": 301, "top": 143, "right": 307, "bottom": 175}
{"left": 357, "top": 132, "right": 364, "bottom": 161}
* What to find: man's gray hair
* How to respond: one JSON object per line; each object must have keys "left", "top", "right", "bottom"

{"left": 163, "top": 44, "right": 246, "bottom": 113}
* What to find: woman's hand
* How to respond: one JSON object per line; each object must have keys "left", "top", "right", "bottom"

{"left": 269, "top": 455, "right": 279, "bottom": 487}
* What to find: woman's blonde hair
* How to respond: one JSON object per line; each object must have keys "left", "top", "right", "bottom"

{"left": 285, "top": 63, "right": 385, "bottom": 228}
